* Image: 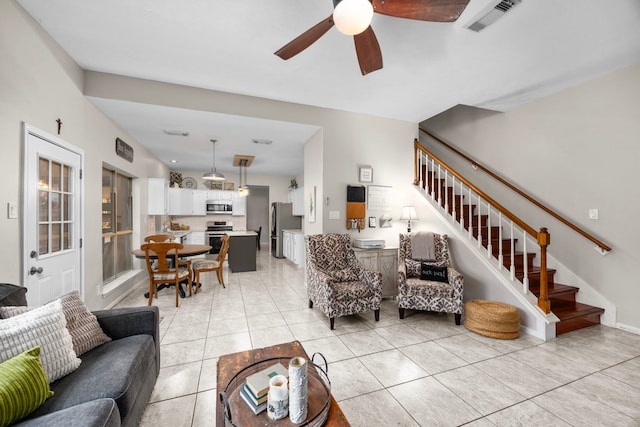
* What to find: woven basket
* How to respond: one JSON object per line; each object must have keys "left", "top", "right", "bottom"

{"left": 464, "top": 299, "right": 520, "bottom": 339}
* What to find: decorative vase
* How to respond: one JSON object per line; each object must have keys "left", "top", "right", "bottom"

{"left": 288, "top": 357, "right": 308, "bottom": 423}
{"left": 266, "top": 374, "right": 288, "bottom": 421}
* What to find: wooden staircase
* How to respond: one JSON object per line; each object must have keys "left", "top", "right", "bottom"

{"left": 426, "top": 171, "right": 604, "bottom": 335}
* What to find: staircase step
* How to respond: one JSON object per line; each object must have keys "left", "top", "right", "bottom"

{"left": 502, "top": 251, "right": 535, "bottom": 269}
{"left": 516, "top": 267, "right": 556, "bottom": 286}
{"left": 552, "top": 300, "right": 604, "bottom": 335}
{"left": 530, "top": 281, "right": 575, "bottom": 301}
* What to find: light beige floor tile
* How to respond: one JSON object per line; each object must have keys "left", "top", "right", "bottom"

{"left": 486, "top": 400, "right": 571, "bottom": 427}
{"left": 246, "top": 312, "right": 286, "bottom": 331}
{"left": 150, "top": 361, "right": 201, "bottom": 402}
{"left": 198, "top": 357, "right": 218, "bottom": 392}
{"left": 373, "top": 323, "right": 430, "bottom": 347}
{"left": 140, "top": 394, "right": 196, "bottom": 427}
{"left": 203, "top": 332, "right": 252, "bottom": 359}
{"left": 160, "top": 339, "right": 206, "bottom": 368}
{"left": 328, "top": 358, "right": 384, "bottom": 401}
{"left": 510, "top": 345, "right": 596, "bottom": 383}
{"left": 533, "top": 385, "right": 636, "bottom": 426}
{"left": 435, "top": 334, "right": 503, "bottom": 364}
{"left": 435, "top": 365, "right": 526, "bottom": 415}
{"left": 192, "top": 389, "right": 217, "bottom": 427}
{"left": 389, "top": 376, "right": 481, "bottom": 426}
{"left": 339, "top": 389, "right": 419, "bottom": 427}
{"left": 475, "top": 354, "right": 562, "bottom": 398}
{"left": 359, "top": 349, "right": 428, "bottom": 387}
{"left": 567, "top": 372, "right": 640, "bottom": 419}
{"left": 161, "top": 323, "right": 209, "bottom": 345}
{"left": 280, "top": 308, "right": 321, "bottom": 325}
{"left": 172, "top": 309, "right": 211, "bottom": 326}
{"left": 400, "top": 340, "right": 468, "bottom": 375}
{"left": 602, "top": 356, "right": 640, "bottom": 388}
{"left": 465, "top": 330, "right": 544, "bottom": 354}
{"left": 337, "top": 329, "right": 394, "bottom": 356}
{"left": 249, "top": 325, "right": 295, "bottom": 349}
{"left": 288, "top": 320, "right": 336, "bottom": 341}
{"left": 207, "top": 317, "right": 249, "bottom": 337}
{"left": 301, "top": 336, "right": 355, "bottom": 364}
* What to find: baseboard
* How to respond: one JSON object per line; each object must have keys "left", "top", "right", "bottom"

{"left": 616, "top": 322, "right": 640, "bottom": 336}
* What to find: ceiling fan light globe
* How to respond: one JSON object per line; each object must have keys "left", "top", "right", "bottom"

{"left": 333, "top": 0, "right": 373, "bottom": 36}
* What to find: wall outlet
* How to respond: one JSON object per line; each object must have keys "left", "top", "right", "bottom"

{"left": 588, "top": 209, "right": 598, "bottom": 220}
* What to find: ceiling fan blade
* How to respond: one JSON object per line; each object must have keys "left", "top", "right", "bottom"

{"left": 274, "top": 15, "right": 335, "bottom": 60}
{"left": 371, "top": 0, "right": 470, "bottom": 22}
{"left": 353, "top": 26, "right": 383, "bottom": 76}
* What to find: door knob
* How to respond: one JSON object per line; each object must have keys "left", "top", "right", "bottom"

{"left": 29, "top": 266, "right": 43, "bottom": 275}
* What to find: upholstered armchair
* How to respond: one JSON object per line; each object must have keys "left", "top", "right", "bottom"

{"left": 398, "top": 232, "right": 464, "bottom": 324}
{"left": 305, "top": 234, "right": 382, "bottom": 330}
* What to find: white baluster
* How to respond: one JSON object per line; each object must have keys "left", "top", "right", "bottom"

{"left": 487, "top": 204, "right": 492, "bottom": 258}
{"left": 498, "top": 212, "right": 503, "bottom": 269}
{"left": 510, "top": 221, "right": 515, "bottom": 280}
{"left": 522, "top": 230, "right": 529, "bottom": 291}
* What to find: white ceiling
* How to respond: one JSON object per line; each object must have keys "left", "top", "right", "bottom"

{"left": 16, "top": 0, "right": 640, "bottom": 176}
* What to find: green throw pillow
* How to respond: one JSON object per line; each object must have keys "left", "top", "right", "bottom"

{"left": 0, "top": 346, "right": 54, "bottom": 427}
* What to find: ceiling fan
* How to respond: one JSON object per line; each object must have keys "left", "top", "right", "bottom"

{"left": 274, "top": 0, "right": 471, "bottom": 75}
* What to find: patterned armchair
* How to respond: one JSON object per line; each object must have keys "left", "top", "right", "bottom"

{"left": 398, "top": 233, "right": 464, "bottom": 324}
{"left": 305, "top": 234, "right": 383, "bottom": 330}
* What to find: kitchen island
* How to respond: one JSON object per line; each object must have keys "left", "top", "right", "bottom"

{"left": 226, "top": 231, "right": 257, "bottom": 272}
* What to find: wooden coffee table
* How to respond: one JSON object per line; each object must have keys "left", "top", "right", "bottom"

{"left": 216, "top": 341, "right": 350, "bottom": 426}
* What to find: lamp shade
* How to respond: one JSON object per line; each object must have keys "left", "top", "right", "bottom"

{"left": 202, "top": 139, "right": 225, "bottom": 181}
{"left": 400, "top": 206, "right": 418, "bottom": 220}
{"left": 333, "top": 0, "right": 374, "bottom": 36}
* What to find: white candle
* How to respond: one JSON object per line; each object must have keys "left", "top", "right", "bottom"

{"left": 267, "top": 374, "right": 288, "bottom": 420}
{"left": 288, "top": 357, "right": 308, "bottom": 424}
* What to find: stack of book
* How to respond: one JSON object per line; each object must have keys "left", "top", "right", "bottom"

{"left": 240, "top": 362, "right": 288, "bottom": 415}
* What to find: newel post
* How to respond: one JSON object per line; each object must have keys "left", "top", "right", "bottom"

{"left": 413, "top": 139, "right": 419, "bottom": 186}
{"left": 537, "top": 227, "right": 551, "bottom": 313}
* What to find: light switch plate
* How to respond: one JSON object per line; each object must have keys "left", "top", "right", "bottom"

{"left": 329, "top": 210, "right": 340, "bottom": 220}
{"left": 588, "top": 209, "right": 598, "bottom": 220}
{"left": 7, "top": 202, "right": 17, "bottom": 219}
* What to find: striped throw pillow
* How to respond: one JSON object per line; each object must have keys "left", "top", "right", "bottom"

{"left": 0, "top": 299, "right": 81, "bottom": 383}
{"left": 0, "top": 346, "right": 53, "bottom": 427}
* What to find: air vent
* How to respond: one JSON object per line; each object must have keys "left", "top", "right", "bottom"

{"left": 163, "top": 129, "right": 189, "bottom": 136}
{"left": 252, "top": 139, "right": 272, "bottom": 145}
{"left": 466, "top": 0, "right": 521, "bottom": 32}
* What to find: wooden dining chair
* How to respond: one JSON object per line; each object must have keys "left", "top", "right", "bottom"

{"left": 144, "top": 233, "right": 195, "bottom": 292}
{"left": 141, "top": 242, "right": 192, "bottom": 307}
{"left": 191, "top": 235, "right": 230, "bottom": 291}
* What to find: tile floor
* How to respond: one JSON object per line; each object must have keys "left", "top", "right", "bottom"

{"left": 115, "top": 249, "right": 640, "bottom": 426}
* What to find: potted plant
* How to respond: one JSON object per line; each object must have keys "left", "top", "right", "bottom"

{"left": 289, "top": 178, "right": 298, "bottom": 190}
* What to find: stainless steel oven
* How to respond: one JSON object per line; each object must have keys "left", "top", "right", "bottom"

{"left": 205, "top": 221, "right": 233, "bottom": 254}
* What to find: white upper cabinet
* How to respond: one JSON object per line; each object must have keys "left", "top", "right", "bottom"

{"left": 192, "top": 190, "right": 207, "bottom": 215}
{"left": 287, "top": 187, "right": 305, "bottom": 216}
{"left": 232, "top": 192, "right": 246, "bottom": 216}
{"left": 148, "top": 178, "right": 169, "bottom": 215}
{"left": 168, "top": 188, "right": 192, "bottom": 215}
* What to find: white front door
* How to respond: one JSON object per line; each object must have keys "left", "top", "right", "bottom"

{"left": 23, "top": 124, "right": 83, "bottom": 306}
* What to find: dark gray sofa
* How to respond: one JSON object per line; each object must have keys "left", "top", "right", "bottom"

{"left": 0, "top": 284, "right": 160, "bottom": 427}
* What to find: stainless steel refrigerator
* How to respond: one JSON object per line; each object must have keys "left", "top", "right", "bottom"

{"left": 271, "top": 202, "right": 302, "bottom": 258}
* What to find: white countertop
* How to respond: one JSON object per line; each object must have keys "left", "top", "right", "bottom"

{"left": 225, "top": 231, "right": 257, "bottom": 236}
{"left": 282, "top": 229, "right": 303, "bottom": 234}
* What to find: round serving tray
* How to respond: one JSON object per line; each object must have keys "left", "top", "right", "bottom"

{"left": 220, "top": 354, "right": 330, "bottom": 427}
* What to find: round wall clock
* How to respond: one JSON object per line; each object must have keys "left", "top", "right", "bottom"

{"left": 182, "top": 177, "right": 197, "bottom": 189}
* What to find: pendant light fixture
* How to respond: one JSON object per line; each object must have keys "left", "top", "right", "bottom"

{"left": 237, "top": 159, "right": 249, "bottom": 196}
{"left": 202, "top": 139, "right": 225, "bottom": 181}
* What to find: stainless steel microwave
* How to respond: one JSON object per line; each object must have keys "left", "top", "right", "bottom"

{"left": 206, "top": 200, "right": 232, "bottom": 214}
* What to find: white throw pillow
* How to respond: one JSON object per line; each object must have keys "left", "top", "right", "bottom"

{"left": 0, "top": 299, "right": 81, "bottom": 383}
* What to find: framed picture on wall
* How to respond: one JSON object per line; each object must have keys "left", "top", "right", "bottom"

{"left": 359, "top": 166, "right": 373, "bottom": 183}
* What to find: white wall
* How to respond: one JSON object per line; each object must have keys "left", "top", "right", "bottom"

{"left": 422, "top": 63, "right": 640, "bottom": 333}
{"left": 83, "top": 72, "right": 420, "bottom": 247}
{"left": 0, "top": 1, "right": 169, "bottom": 310}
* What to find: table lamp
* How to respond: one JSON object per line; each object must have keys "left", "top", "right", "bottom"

{"left": 400, "top": 206, "right": 418, "bottom": 233}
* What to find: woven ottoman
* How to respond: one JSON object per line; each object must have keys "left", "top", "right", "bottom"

{"left": 464, "top": 299, "right": 520, "bottom": 339}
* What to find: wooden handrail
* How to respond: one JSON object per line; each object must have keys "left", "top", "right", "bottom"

{"left": 414, "top": 139, "right": 551, "bottom": 313}
{"left": 419, "top": 128, "right": 612, "bottom": 253}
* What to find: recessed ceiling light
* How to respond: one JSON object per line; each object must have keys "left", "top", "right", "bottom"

{"left": 170, "top": 159, "right": 178, "bottom": 163}
{"left": 252, "top": 139, "right": 272, "bottom": 145}
{"left": 163, "top": 129, "right": 189, "bottom": 136}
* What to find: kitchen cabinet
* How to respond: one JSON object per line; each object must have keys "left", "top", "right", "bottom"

{"left": 287, "top": 187, "right": 305, "bottom": 216}
{"left": 189, "top": 231, "right": 205, "bottom": 245}
{"left": 206, "top": 190, "right": 234, "bottom": 202}
{"left": 192, "top": 190, "right": 207, "bottom": 215}
{"left": 147, "top": 178, "right": 169, "bottom": 215}
{"left": 232, "top": 192, "right": 246, "bottom": 216}
{"left": 354, "top": 247, "right": 398, "bottom": 298}
{"left": 283, "top": 229, "right": 304, "bottom": 268}
{"left": 168, "top": 188, "right": 193, "bottom": 215}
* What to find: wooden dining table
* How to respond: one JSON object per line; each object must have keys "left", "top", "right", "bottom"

{"left": 132, "top": 244, "right": 212, "bottom": 298}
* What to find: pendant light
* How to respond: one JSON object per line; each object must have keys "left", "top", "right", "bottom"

{"left": 202, "top": 139, "right": 225, "bottom": 181}
{"left": 237, "top": 159, "right": 249, "bottom": 196}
